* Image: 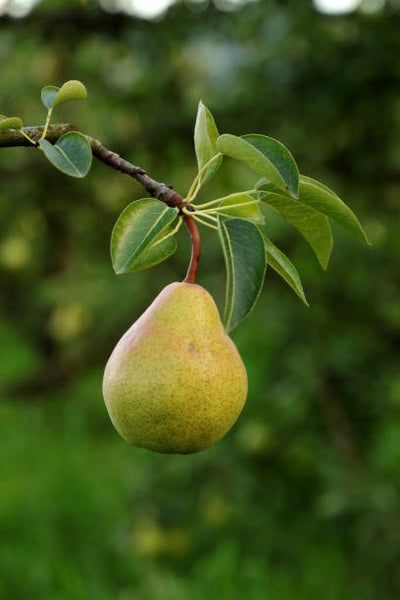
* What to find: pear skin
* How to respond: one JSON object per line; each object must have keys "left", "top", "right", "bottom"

{"left": 103, "top": 282, "right": 248, "bottom": 454}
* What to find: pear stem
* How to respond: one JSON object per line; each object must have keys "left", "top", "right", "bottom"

{"left": 184, "top": 215, "right": 201, "bottom": 284}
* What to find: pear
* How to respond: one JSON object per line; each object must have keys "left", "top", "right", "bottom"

{"left": 103, "top": 282, "right": 247, "bottom": 454}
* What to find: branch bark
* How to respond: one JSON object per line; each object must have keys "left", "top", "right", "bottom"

{"left": 0, "top": 124, "right": 76, "bottom": 146}
{"left": 0, "top": 123, "right": 201, "bottom": 281}
{"left": 0, "top": 124, "right": 186, "bottom": 210}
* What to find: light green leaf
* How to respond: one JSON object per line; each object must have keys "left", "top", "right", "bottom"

{"left": 0, "top": 116, "right": 23, "bottom": 130}
{"left": 216, "top": 134, "right": 286, "bottom": 191}
{"left": 242, "top": 134, "right": 299, "bottom": 197}
{"left": 41, "top": 80, "right": 87, "bottom": 110}
{"left": 39, "top": 132, "right": 92, "bottom": 178}
{"left": 41, "top": 86, "right": 59, "bottom": 110}
{"left": 53, "top": 80, "right": 87, "bottom": 108}
{"left": 194, "top": 101, "right": 219, "bottom": 168}
{"left": 199, "top": 153, "right": 223, "bottom": 187}
{"left": 263, "top": 234, "right": 308, "bottom": 305}
{"left": 298, "top": 175, "right": 369, "bottom": 243}
{"left": 194, "top": 101, "right": 221, "bottom": 185}
{"left": 299, "top": 175, "right": 340, "bottom": 197}
{"left": 216, "top": 192, "right": 264, "bottom": 223}
{"left": 218, "top": 217, "right": 266, "bottom": 332}
{"left": 111, "top": 199, "right": 178, "bottom": 274}
{"left": 257, "top": 184, "right": 333, "bottom": 270}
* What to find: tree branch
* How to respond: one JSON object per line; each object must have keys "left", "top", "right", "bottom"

{"left": 0, "top": 124, "right": 186, "bottom": 210}
{"left": 0, "top": 123, "right": 201, "bottom": 282}
{"left": 0, "top": 123, "right": 76, "bottom": 146}
{"left": 88, "top": 136, "right": 186, "bottom": 210}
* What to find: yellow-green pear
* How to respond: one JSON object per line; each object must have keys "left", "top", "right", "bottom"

{"left": 103, "top": 282, "right": 247, "bottom": 454}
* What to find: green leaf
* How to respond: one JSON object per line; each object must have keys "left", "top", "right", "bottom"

{"left": 216, "top": 134, "right": 286, "bottom": 191}
{"left": 0, "top": 116, "right": 23, "bottom": 130}
{"left": 194, "top": 101, "right": 219, "bottom": 168}
{"left": 216, "top": 192, "right": 264, "bottom": 223}
{"left": 218, "top": 217, "right": 266, "bottom": 332}
{"left": 298, "top": 175, "right": 369, "bottom": 243}
{"left": 257, "top": 184, "right": 333, "bottom": 270}
{"left": 194, "top": 101, "right": 221, "bottom": 185}
{"left": 53, "top": 80, "right": 87, "bottom": 108}
{"left": 242, "top": 134, "right": 299, "bottom": 197}
{"left": 124, "top": 233, "right": 177, "bottom": 273}
{"left": 263, "top": 234, "right": 308, "bottom": 305}
{"left": 299, "top": 175, "right": 339, "bottom": 197}
{"left": 41, "top": 80, "right": 87, "bottom": 110}
{"left": 198, "top": 153, "right": 223, "bottom": 187}
{"left": 111, "top": 199, "right": 178, "bottom": 274}
{"left": 39, "top": 132, "right": 92, "bottom": 178}
{"left": 41, "top": 86, "right": 60, "bottom": 110}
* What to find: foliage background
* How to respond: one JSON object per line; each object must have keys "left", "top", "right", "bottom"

{"left": 0, "top": 1, "right": 399, "bottom": 598}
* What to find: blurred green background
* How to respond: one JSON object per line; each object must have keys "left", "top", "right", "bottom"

{"left": 0, "top": 1, "right": 399, "bottom": 598}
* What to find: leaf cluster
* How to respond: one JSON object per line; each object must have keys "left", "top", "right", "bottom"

{"left": 112, "top": 101, "right": 368, "bottom": 331}
{"left": 1, "top": 80, "right": 91, "bottom": 178}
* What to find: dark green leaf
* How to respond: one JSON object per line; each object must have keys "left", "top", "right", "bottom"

{"left": 257, "top": 184, "right": 333, "bottom": 270}
{"left": 218, "top": 217, "right": 266, "bottom": 332}
{"left": 111, "top": 199, "right": 178, "bottom": 274}
{"left": 216, "top": 134, "right": 286, "bottom": 191}
{"left": 0, "top": 116, "right": 23, "bottom": 130}
{"left": 242, "top": 134, "right": 299, "bottom": 197}
{"left": 299, "top": 175, "right": 369, "bottom": 243}
{"left": 39, "top": 132, "right": 92, "bottom": 178}
{"left": 263, "top": 234, "right": 308, "bottom": 305}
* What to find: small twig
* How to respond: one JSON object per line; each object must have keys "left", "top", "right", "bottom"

{"left": 0, "top": 125, "right": 187, "bottom": 211}
{"left": 0, "top": 122, "right": 202, "bottom": 282}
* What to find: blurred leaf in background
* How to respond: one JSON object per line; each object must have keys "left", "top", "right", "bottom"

{"left": 0, "top": 1, "right": 399, "bottom": 599}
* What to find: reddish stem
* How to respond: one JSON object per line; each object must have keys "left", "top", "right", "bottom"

{"left": 184, "top": 215, "right": 201, "bottom": 284}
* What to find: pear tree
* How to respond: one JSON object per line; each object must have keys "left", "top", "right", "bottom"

{"left": 0, "top": 81, "right": 369, "bottom": 454}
